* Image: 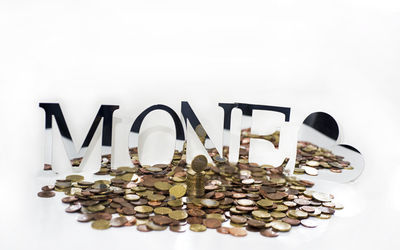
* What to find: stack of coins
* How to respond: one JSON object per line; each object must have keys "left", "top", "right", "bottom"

{"left": 186, "top": 155, "right": 207, "bottom": 197}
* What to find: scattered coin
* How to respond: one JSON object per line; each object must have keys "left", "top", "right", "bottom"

{"left": 37, "top": 191, "right": 55, "bottom": 198}
{"left": 203, "top": 218, "right": 222, "bottom": 229}
{"left": 190, "top": 224, "right": 207, "bottom": 232}
{"left": 91, "top": 220, "right": 110, "bottom": 230}
{"left": 229, "top": 227, "right": 247, "bottom": 237}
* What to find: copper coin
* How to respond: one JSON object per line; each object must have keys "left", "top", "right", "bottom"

{"left": 137, "top": 224, "right": 151, "bottom": 232}
{"left": 187, "top": 217, "right": 204, "bottom": 224}
{"left": 152, "top": 215, "right": 173, "bottom": 226}
{"left": 188, "top": 209, "right": 206, "bottom": 217}
{"left": 62, "top": 196, "right": 78, "bottom": 203}
{"left": 135, "top": 213, "right": 149, "bottom": 219}
{"left": 246, "top": 225, "right": 262, "bottom": 232}
{"left": 260, "top": 228, "right": 279, "bottom": 237}
{"left": 203, "top": 218, "right": 222, "bottom": 229}
{"left": 266, "top": 192, "right": 287, "bottom": 200}
{"left": 230, "top": 215, "right": 247, "bottom": 224}
{"left": 124, "top": 216, "right": 137, "bottom": 226}
{"left": 37, "top": 191, "right": 55, "bottom": 198}
{"left": 247, "top": 219, "right": 265, "bottom": 228}
{"left": 93, "top": 213, "right": 112, "bottom": 220}
{"left": 217, "top": 226, "right": 230, "bottom": 234}
{"left": 229, "top": 227, "right": 247, "bottom": 237}
{"left": 41, "top": 185, "right": 55, "bottom": 191}
{"left": 122, "top": 207, "right": 136, "bottom": 215}
{"left": 110, "top": 216, "right": 128, "bottom": 227}
{"left": 282, "top": 217, "right": 301, "bottom": 226}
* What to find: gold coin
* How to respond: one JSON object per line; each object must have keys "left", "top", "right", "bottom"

{"left": 274, "top": 205, "right": 288, "bottom": 212}
{"left": 154, "top": 207, "right": 172, "bottom": 215}
{"left": 270, "top": 211, "right": 286, "bottom": 219}
{"left": 287, "top": 210, "right": 308, "bottom": 219}
{"left": 191, "top": 155, "right": 208, "bottom": 173}
{"left": 87, "top": 204, "right": 105, "bottom": 212}
{"left": 271, "top": 220, "right": 291, "bottom": 232}
{"left": 206, "top": 213, "right": 226, "bottom": 222}
{"left": 65, "top": 175, "right": 84, "bottom": 182}
{"left": 169, "top": 184, "right": 187, "bottom": 199}
{"left": 91, "top": 220, "right": 110, "bottom": 230}
{"left": 134, "top": 205, "right": 153, "bottom": 213}
{"left": 154, "top": 181, "right": 172, "bottom": 191}
{"left": 252, "top": 210, "right": 271, "bottom": 219}
{"left": 169, "top": 210, "right": 188, "bottom": 220}
{"left": 147, "top": 194, "right": 166, "bottom": 201}
{"left": 190, "top": 224, "right": 207, "bottom": 232}
{"left": 257, "top": 199, "right": 273, "bottom": 208}
{"left": 168, "top": 198, "right": 184, "bottom": 207}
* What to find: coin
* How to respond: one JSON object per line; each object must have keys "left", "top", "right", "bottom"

{"left": 137, "top": 224, "right": 151, "bottom": 232}
{"left": 203, "top": 218, "right": 222, "bottom": 229}
{"left": 110, "top": 216, "right": 128, "bottom": 227}
{"left": 247, "top": 219, "right": 266, "bottom": 228}
{"left": 170, "top": 225, "right": 187, "bottom": 233}
{"left": 200, "top": 199, "right": 219, "bottom": 208}
{"left": 257, "top": 199, "right": 274, "bottom": 208}
{"left": 66, "top": 175, "right": 84, "bottom": 182}
{"left": 152, "top": 215, "right": 173, "bottom": 226}
{"left": 190, "top": 224, "right": 207, "bottom": 232}
{"left": 77, "top": 214, "right": 94, "bottom": 222}
{"left": 260, "top": 228, "right": 279, "bottom": 237}
{"left": 282, "top": 217, "right": 301, "bottom": 226}
{"left": 147, "top": 220, "right": 167, "bottom": 231}
{"left": 134, "top": 205, "right": 153, "bottom": 213}
{"left": 230, "top": 215, "right": 247, "bottom": 224}
{"left": 169, "top": 184, "right": 187, "bottom": 199}
{"left": 237, "top": 199, "right": 255, "bottom": 206}
{"left": 168, "top": 210, "right": 188, "bottom": 221}
{"left": 37, "top": 191, "right": 55, "bottom": 198}
{"left": 287, "top": 210, "right": 308, "bottom": 219}
{"left": 301, "top": 219, "right": 318, "bottom": 228}
{"left": 191, "top": 155, "right": 208, "bottom": 173}
{"left": 91, "top": 220, "right": 110, "bottom": 230}
{"left": 252, "top": 210, "right": 271, "bottom": 219}
{"left": 154, "top": 207, "right": 172, "bottom": 215}
{"left": 302, "top": 166, "right": 318, "bottom": 176}
{"left": 154, "top": 181, "right": 172, "bottom": 191}
{"left": 217, "top": 226, "right": 230, "bottom": 234}
{"left": 271, "top": 220, "right": 291, "bottom": 232}
{"left": 65, "top": 204, "right": 81, "bottom": 213}
{"left": 229, "top": 227, "right": 247, "bottom": 237}
{"left": 124, "top": 194, "right": 140, "bottom": 201}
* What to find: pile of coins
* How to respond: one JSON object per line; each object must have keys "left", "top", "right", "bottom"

{"left": 295, "top": 141, "right": 353, "bottom": 176}
{"left": 38, "top": 150, "right": 344, "bottom": 238}
{"left": 240, "top": 128, "right": 353, "bottom": 176}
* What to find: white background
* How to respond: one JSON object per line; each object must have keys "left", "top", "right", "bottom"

{"left": 1, "top": 0, "right": 400, "bottom": 249}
